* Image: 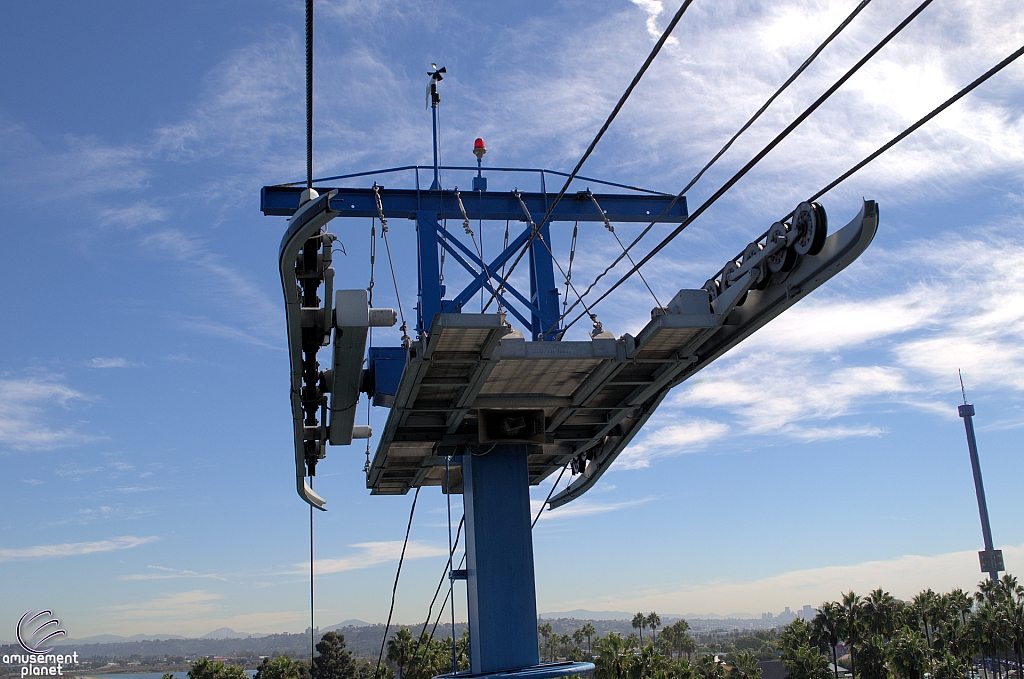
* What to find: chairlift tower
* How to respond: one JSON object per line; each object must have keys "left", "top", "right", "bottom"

{"left": 264, "top": 68, "right": 879, "bottom": 679}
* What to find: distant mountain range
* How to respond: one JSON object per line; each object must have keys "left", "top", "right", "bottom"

{"left": 539, "top": 609, "right": 759, "bottom": 621}
{"left": 50, "top": 628, "right": 270, "bottom": 644}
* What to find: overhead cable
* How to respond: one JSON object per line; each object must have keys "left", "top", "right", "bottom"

{"left": 305, "top": 0, "right": 314, "bottom": 190}
{"left": 483, "top": 0, "right": 695, "bottom": 312}
{"left": 566, "top": 0, "right": 874, "bottom": 316}
{"left": 561, "top": 0, "right": 935, "bottom": 333}
{"left": 802, "top": 43, "right": 1024, "bottom": 209}
{"left": 375, "top": 488, "right": 420, "bottom": 679}
{"left": 532, "top": 464, "right": 568, "bottom": 528}
{"left": 419, "top": 515, "right": 465, "bottom": 642}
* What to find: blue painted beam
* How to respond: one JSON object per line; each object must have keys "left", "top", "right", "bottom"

{"left": 462, "top": 444, "right": 540, "bottom": 674}
{"left": 261, "top": 186, "right": 688, "bottom": 223}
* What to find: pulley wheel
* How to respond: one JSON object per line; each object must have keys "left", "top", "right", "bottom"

{"left": 792, "top": 201, "right": 827, "bottom": 256}
{"left": 721, "top": 261, "right": 740, "bottom": 289}
{"left": 744, "top": 242, "right": 770, "bottom": 291}
{"left": 766, "top": 222, "right": 797, "bottom": 273}
{"left": 702, "top": 277, "right": 720, "bottom": 301}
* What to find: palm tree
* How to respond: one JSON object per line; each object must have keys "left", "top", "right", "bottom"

{"left": 727, "top": 651, "right": 761, "bottom": 679}
{"left": 538, "top": 622, "right": 553, "bottom": 663}
{"left": 573, "top": 628, "right": 586, "bottom": 652}
{"left": 633, "top": 612, "right": 646, "bottom": 645}
{"left": 595, "top": 633, "right": 628, "bottom": 679}
{"left": 582, "top": 623, "right": 597, "bottom": 658}
{"left": 911, "top": 589, "right": 938, "bottom": 675}
{"left": 813, "top": 603, "right": 842, "bottom": 679}
{"left": 648, "top": 613, "right": 662, "bottom": 646}
{"left": 890, "top": 628, "right": 927, "bottom": 679}
{"left": 840, "top": 591, "right": 863, "bottom": 679}
{"left": 387, "top": 627, "right": 414, "bottom": 679}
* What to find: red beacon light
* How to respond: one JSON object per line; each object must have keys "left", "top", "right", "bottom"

{"left": 472, "top": 138, "right": 487, "bottom": 191}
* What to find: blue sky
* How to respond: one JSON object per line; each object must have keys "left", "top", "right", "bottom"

{"left": 1, "top": 0, "right": 1023, "bottom": 639}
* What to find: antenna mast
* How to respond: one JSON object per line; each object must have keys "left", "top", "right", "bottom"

{"left": 957, "top": 371, "right": 1003, "bottom": 581}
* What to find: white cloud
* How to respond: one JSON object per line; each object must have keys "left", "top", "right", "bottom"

{"left": 103, "top": 590, "right": 222, "bottom": 620}
{"left": 534, "top": 496, "right": 654, "bottom": 522}
{"left": 297, "top": 540, "right": 448, "bottom": 576}
{"left": 618, "top": 419, "right": 731, "bottom": 469}
{"left": 0, "top": 535, "right": 159, "bottom": 561}
{"left": 555, "top": 543, "right": 1024, "bottom": 615}
{"left": 0, "top": 376, "right": 92, "bottom": 451}
{"left": 121, "top": 565, "right": 226, "bottom": 582}
{"left": 87, "top": 357, "right": 133, "bottom": 369}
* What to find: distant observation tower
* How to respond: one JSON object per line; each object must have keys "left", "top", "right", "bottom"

{"left": 958, "top": 372, "right": 1003, "bottom": 581}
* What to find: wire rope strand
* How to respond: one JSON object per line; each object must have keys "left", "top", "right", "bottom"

{"left": 532, "top": 464, "right": 568, "bottom": 528}
{"left": 445, "top": 457, "right": 457, "bottom": 674}
{"left": 560, "top": 0, "right": 936, "bottom": 333}
{"left": 482, "top": 0, "right": 695, "bottom": 310}
{"left": 560, "top": 0, "right": 877, "bottom": 327}
{"left": 310, "top": 477, "right": 315, "bottom": 663}
{"left": 587, "top": 191, "right": 660, "bottom": 306}
{"left": 428, "top": 553, "right": 467, "bottom": 642}
{"left": 373, "top": 185, "right": 411, "bottom": 346}
{"left": 804, "top": 43, "right": 1024, "bottom": 208}
{"left": 375, "top": 487, "right": 421, "bottom": 679}
{"left": 508, "top": 190, "right": 598, "bottom": 333}
{"left": 419, "top": 515, "right": 465, "bottom": 642}
{"left": 305, "top": 0, "right": 313, "bottom": 190}
{"left": 562, "top": 223, "right": 578, "bottom": 318}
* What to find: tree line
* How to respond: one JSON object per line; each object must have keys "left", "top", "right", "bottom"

{"left": 784, "top": 575, "right": 1024, "bottom": 679}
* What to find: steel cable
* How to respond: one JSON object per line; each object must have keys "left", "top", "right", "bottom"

{"left": 560, "top": 0, "right": 935, "bottom": 334}
{"left": 801, "top": 43, "right": 1024, "bottom": 211}
{"left": 532, "top": 464, "right": 568, "bottom": 528}
{"left": 483, "top": 0, "right": 696, "bottom": 312}
{"left": 563, "top": 0, "right": 874, "bottom": 321}
{"left": 375, "top": 487, "right": 421, "bottom": 679}
{"left": 305, "top": 0, "right": 313, "bottom": 190}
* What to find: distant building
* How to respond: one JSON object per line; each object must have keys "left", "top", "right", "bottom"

{"left": 776, "top": 607, "right": 796, "bottom": 624}
{"left": 798, "top": 605, "right": 815, "bottom": 620}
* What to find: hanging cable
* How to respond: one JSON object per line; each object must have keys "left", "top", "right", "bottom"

{"left": 801, "top": 43, "right": 1024, "bottom": 211}
{"left": 511, "top": 190, "right": 601, "bottom": 335}
{"left": 559, "top": 0, "right": 936, "bottom": 334}
{"left": 375, "top": 487, "right": 421, "bottom": 679}
{"left": 373, "top": 185, "right": 411, "bottom": 346}
{"left": 364, "top": 218, "right": 377, "bottom": 473}
{"left": 427, "top": 553, "right": 467, "bottom": 643}
{"left": 419, "top": 515, "right": 465, "bottom": 641}
{"left": 305, "top": 0, "right": 314, "bottom": 191}
{"left": 587, "top": 191, "right": 660, "bottom": 306}
{"left": 304, "top": 0, "right": 316, "bottom": 664}
{"left": 445, "top": 457, "right": 457, "bottom": 674}
{"left": 483, "top": 0, "right": 696, "bottom": 310}
{"left": 532, "top": 464, "right": 568, "bottom": 528}
{"left": 562, "top": 223, "right": 578, "bottom": 319}
{"left": 310, "top": 477, "right": 315, "bottom": 661}
{"left": 569, "top": 0, "right": 874, "bottom": 313}
{"left": 454, "top": 189, "right": 504, "bottom": 314}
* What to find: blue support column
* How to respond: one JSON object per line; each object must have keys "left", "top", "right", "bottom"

{"left": 417, "top": 215, "right": 443, "bottom": 334}
{"left": 528, "top": 221, "right": 560, "bottom": 341}
{"left": 463, "top": 444, "right": 539, "bottom": 674}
